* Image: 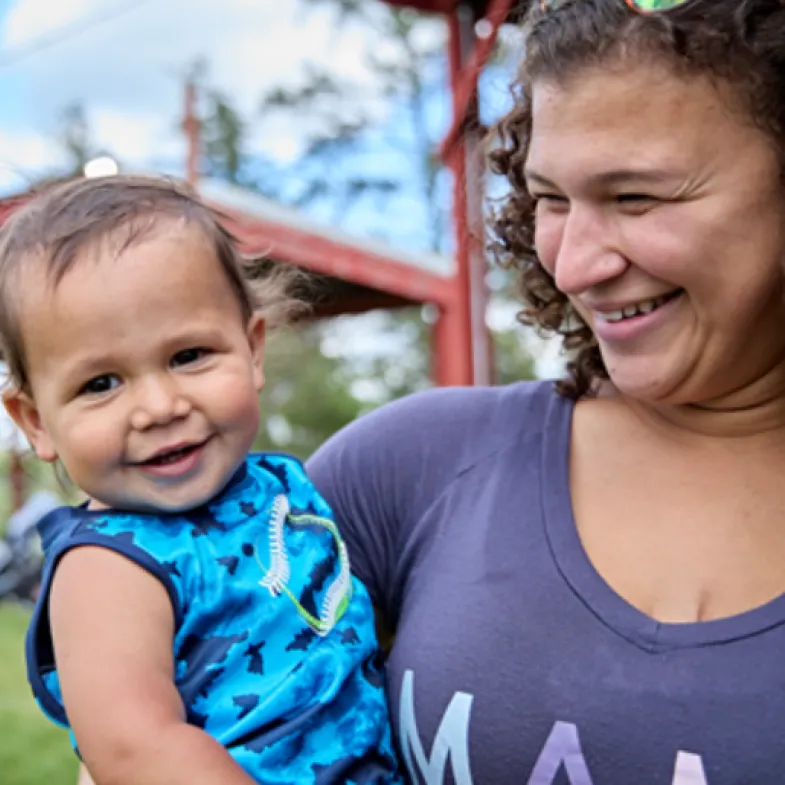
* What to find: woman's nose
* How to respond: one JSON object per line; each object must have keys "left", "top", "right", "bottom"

{"left": 551, "top": 205, "right": 628, "bottom": 296}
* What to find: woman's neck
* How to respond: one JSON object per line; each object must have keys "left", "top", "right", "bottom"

{"left": 610, "top": 371, "right": 785, "bottom": 447}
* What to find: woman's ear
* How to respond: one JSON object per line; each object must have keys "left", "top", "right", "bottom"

{"left": 247, "top": 315, "right": 266, "bottom": 393}
{"left": 2, "top": 389, "right": 58, "bottom": 462}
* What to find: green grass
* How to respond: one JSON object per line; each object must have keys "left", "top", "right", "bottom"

{"left": 0, "top": 603, "right": 78, "bottom": 785}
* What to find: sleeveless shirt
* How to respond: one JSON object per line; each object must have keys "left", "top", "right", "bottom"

{"left": 28, "top": 453, "right": 400, "bottom": 784}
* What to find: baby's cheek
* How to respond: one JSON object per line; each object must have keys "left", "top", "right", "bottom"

{"left": 207, "top": 373, "right": 260, "bottom": 426}
{"left": 62, "top": 419, "right": 122, "bottom": 468}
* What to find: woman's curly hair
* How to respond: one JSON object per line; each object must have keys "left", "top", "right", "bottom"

{"left": 488, "top": 0, "right": 785, "bottom": 398}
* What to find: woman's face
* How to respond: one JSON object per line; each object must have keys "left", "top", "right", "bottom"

{"left": 525, "top": 61, "right": 785, "bottom": 405}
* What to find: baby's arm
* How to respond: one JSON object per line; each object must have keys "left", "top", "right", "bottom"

{"left": 50, "top": 546, "right": 255, "bottom": 785}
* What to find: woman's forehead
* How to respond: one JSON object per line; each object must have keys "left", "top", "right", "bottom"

{"left": 525, "top": 64, "right": 754, "bottom": 182}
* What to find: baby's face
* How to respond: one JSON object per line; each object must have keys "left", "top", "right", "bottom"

{"left": 8, "top": 221, "right": 266, "bottom": 512}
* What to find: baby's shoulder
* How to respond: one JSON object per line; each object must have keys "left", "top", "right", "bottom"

{"left": 245, "top": 452, "right": 332, "bottom": 518}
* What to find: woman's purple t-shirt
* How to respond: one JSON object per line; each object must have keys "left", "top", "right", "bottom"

{"left": 307, "top": 380, "right": 785, "bottom": 784}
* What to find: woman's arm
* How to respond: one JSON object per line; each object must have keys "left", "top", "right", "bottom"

{"left": 77, "top": 764, "right": 94, "bottom": 785}
{"left": 51, "top": 546, "right": 255, "bottom": 785}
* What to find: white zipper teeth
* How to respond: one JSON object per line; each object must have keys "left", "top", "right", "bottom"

{"left": 318, "top": 538, "right": 352, "bottom": 635}
{"left": 259, "top": 494, "right": 290, "bottom": 595}
{"left": 256, "top": 498, "right": 352, "bottom": 635}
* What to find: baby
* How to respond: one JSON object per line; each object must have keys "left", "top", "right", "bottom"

{"left": 0, "top": 175, "right": 400, "bottom": 784}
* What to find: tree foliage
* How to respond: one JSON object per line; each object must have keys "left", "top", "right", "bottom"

{"left": 59, "top": 102, "right": 96, "bottom": 177}
{"left": 253, "top": 326, "right": 365, "bottom": 459}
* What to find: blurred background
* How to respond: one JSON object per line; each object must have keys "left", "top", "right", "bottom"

{"left": 0, "top": 0, "right": 563, "bottom": 781}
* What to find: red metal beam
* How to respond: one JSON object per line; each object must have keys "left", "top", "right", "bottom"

{"left": 0, "top": 191, "right": 457, "bottom": 311}
{"left": 0, "top": 196, "right": 30, "bottom": 223}
{"left": 439, "top": 0, "right": 514, "bottom": 161}
{"left": 312, "top": 292, "right": 417, "bottom": 317}
{"left": 216, "top": 207, "right": 457, "bottom": 309}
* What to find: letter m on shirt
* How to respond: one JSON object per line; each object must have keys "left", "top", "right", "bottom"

{"left": 399, "top": 669, "right": 474, "bottom": 785}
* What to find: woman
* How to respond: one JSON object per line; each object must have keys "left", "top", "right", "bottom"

{"left": 78, "top": 0, "right": 785, "bottom": 782}
{"left": 310, "top": 1, "right": 785, "bottom": 781}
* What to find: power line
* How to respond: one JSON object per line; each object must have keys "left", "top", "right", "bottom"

{"left": 0, "top": 0, "right": 155, "bottom": 70}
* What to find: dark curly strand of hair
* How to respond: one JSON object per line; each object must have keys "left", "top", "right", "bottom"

{"left": 488, "top": 0, "right": 785, "bottom": 398}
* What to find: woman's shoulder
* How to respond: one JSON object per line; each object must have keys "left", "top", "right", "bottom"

{"left": 306, "top": 380, "right": 572, "bottom": 624}
{"left": 307, "top": 379, "right": 569, "bottom": 515}
{"left": 378, "top": 377, "right": 556, "bottom": 413}
{"left": 328, "top": 379, "right": 561, "bottom": 454}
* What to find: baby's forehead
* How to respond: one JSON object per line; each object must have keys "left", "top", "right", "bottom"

{"left": 14, "top": 218, "right": 223, "bottom": 316}
{"left": 70, "top": 214, "right": 204, "bottom": 267}
{"left": 29, "top": 214, "right": 209, "bottom": 277}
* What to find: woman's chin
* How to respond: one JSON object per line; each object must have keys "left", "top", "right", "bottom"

{"left": 605, "top": 363, "right": 691, "bottom": 406}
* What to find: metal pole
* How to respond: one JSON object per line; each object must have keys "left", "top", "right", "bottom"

{"left": 449, "top": 3, "right": 494, "bottom": 386}
{"left": 182, "top": 81, "right": 200, "bottom": 186}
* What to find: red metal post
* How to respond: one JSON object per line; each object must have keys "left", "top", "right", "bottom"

{"left": 9, "top": 451, "right": 24, "bottom": 511}
{"left": 182, "top": 81, "right": 200, "bottom": 186}
{"left": 439, "top": 0, "right": 515, "bottom": 161}
{"left": 440, "top": 2, "right": 494, "bottom": 386}
{"left": 432, "top": 298, "right": 473, "bottom": 385}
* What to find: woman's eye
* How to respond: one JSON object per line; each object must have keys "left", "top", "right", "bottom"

{"left": 79, "top": 375, "right": 120, "bottom": 396}
{"left": 533, "top": 193, "right": 567, "bottom": 204}
{"left": 172, "top": 348, "right": 208, "bottom": 367}
{"left": 616, "top": 193, "right": 654, "bottom": 204}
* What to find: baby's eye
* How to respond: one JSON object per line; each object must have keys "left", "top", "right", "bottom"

{"left": 79, "top": 374, "right": 120, "bottom": 396}
{"left": 171, "top": 348, "right": 209, "bottom": 367}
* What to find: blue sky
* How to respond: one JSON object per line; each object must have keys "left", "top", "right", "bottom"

{"left": 0, "top": 0, "right": 519, "bottom": 251}
{"left": 0, "top": 0, "right": 466, "bottom": 252}
{"left": 0, "top": 0, "right": 32, "bottom": 136}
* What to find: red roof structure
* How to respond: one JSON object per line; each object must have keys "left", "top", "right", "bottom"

{"left": 197, "top": 178, "right": 453, "bottom": 317}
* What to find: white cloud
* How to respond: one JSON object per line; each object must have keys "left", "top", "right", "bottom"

{"left": 0, "top": 0, "right": 432, "bottom": 179}
{"left": 0, "top": 127, "right": 65, "bottom": 189}
{"left": 90, "top": 108, "right": 179, "bottom": 164}
{"left": 4, "top": 0, "right": 95, "bottom": 43}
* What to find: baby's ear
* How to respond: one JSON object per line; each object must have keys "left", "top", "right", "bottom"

{"left": 247, "top": 315, "right": 266, "bottom": 392}
{"left": 2, "top": 389, "right": 58, "bottom": 462}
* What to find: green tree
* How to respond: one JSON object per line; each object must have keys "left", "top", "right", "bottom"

{"left": 494, "top": 326, "right": 537, "bottom": 385}
{"left": 194, "top": 77, "right": 370, "bottom": 458}
{"left": 59, "top": 102, "right": 96, "bottom": 177}
{"left": 202, "top": 90, "right": 245, "bottom": 185}
{"left": 254, "top": 325, "right": 365, "bottom": 459}
{"left": 297, "top": 0, "right": 539, "bottom": 386}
